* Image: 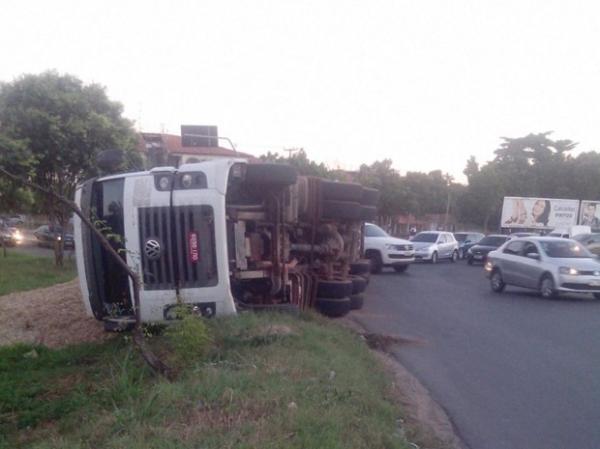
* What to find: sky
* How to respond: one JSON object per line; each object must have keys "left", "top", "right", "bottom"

{"left": 2, "top": 0, "right": 600, "bottom": 182}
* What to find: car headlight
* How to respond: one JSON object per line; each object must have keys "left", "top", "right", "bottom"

{"left": 559, "top": 267, "right": 579, "bottom": 275}
{"left": 484, "top": 261, "right": 493, "bottom": 271}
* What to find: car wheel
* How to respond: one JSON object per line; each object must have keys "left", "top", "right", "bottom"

{"left": 316, "top": 297, "right": 352, "bottom": 318}
{"left": 490, "top": 269, "right": 505, "bottom": 293}
{"left": 539, "top": 275, "right": 557, "bottom": 299}
{"left": 366, "top": 250, "right": 383, "bottom": 274}
{"left": 451, "top": 250, "right": 458, "bottom": 263}
{"left": 317, "top": 279, "right": 354, "bottom": 299}
{"left": 430, "top": 251, "right": 438, "bottom": 264}
{"left": 350, "top": 294, "right": 364, "bottom": 310}
{"left": 593, "top": 293, "right": 600, "bottom": 300}
{"left": 467, "top": 257, "right": 473, "bottom": 265}
{"left": 393, "top": 264, "right": 408, "bottom": 273}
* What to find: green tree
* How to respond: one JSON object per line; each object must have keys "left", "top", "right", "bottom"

{"left": 260, "top": 149, "right": 331, "bottom": 178}
{"left": 0, "top": 71, "right": 141, "bottom": 262}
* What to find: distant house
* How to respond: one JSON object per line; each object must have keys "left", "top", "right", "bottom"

{"left": 138, "top": 133, "right": 257, "bottom": 168}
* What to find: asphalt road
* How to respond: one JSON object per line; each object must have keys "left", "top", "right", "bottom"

{"left": 354, "top": 260, "right": 600, "bottom": 449}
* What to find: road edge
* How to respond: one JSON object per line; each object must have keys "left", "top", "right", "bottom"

{"left": 341, "top": 316, "right": 469, "bottom": 449}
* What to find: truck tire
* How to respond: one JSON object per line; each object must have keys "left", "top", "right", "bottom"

{"left": 350, "top": 294, "right": 364, "bottom": 310}
{"left": 321, "top": 200, "right": 362, "bottom": 221}
{"left": 350, "top": 275, "right": 368, "bottom": 295}
{"left": 244, "top": 163, "right": 297, "bottom": 186}
{"left": 316, "top": 297, "right": 352, "bottom": 318}
{"left": 321, "top": 180, "right": 363, "bottom": 202}
{"left": 361, "top": 187, "right": 379, "bottom": 206}
{"left": 360, "top": 205, "right": 377, "bottom": 221}
{"left": 350, "top": 259, "right": 371, "bottom": 275}
{"left": 317, "top": 279, "right": 354, "bottom": 299}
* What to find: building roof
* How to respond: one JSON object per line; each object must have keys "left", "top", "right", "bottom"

{"left": 138, "top": 133, "right": 257, "bottom": 160}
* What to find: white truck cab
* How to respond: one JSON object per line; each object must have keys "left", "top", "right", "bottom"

{"left": 74, "top": 158, "right": 379, "bottom": 327}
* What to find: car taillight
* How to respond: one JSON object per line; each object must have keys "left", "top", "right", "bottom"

{"left": 188, "top": 231, "right": 199, "bottom": 263}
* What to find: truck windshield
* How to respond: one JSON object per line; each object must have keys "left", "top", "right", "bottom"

{"left": 90, "top": 178, "right": 131, "bottom": 313}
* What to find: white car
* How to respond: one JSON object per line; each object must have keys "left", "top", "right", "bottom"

{"left": 411, "top": 231, "right": 459, "bottom": 263}
{"left": 364, "top": 223, "right": 415, "bottom": 273}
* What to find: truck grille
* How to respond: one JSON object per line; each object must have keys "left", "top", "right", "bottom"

{"left": 139, "top": 205, "right": 218, "bottom": 291}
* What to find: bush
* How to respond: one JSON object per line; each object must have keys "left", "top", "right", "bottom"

{"left": 165, "top": 309, "right": 212, "bottom": 361}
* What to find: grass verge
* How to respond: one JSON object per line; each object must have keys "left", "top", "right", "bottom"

{"left": 0, "top": 312, "right": 410, "bottom": 449}
{"left": 0, "top": 252, "right": 76, "bottom": 296}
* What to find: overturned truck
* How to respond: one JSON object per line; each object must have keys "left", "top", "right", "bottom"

{"left": 74, "top": 158, "right": 378, "bottom": 328}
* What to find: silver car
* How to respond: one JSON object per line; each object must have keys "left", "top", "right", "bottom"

{"left": 485, "top": 237, "right": 600, "bottom": 299}
{"left": 411, "top": 231, "right": 459, "bottom": 263}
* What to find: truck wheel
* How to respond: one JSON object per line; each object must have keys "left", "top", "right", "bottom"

{"left": 317, "top": 279, "right": 353, "bottom": 299}
{"left": 321, "top": 200, "right": 362, "bottom": 221}
{"left": 244, "top": 163, "right": 297, "bottom": 186}
{"left": 350, "top": 259, "right": 371, "bottom": 275}
{"left": 360, "top": 205, "right": 377, "bottom": 221}
{"left": 321, "top": 180, "right": 363, "bottom": 202}
{"left": 366, "top": 250, "right": 383, "bottom": 274}
{"left": 316, "top": 297, "right": 352, "bottom": 318}
{"left": 361, "top": 187, "right": 379, "bottom": 206}
{"left": 350, "top": 294, "right": 364, "bottom": 310}
{"left": 350, "top": 275, "right": 368, "bottom": 295}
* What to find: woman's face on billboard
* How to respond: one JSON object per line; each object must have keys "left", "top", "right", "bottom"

{"left": 532, "top": 200, "right": 545, "bottom": 219}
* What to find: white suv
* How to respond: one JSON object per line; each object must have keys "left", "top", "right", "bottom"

{"left": 411, "top": 231, "right": 459, "bottom": 263}
{"left": 364, "top": 223, "right": 415, "bottom": 273}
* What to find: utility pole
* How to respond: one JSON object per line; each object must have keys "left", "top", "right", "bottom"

{"left": 284, "top": 147, "right": 301, "bottom": 159}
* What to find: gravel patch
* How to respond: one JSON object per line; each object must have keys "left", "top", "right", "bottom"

{"left": 0, "top": 279, "right": 111, "bottom": 348}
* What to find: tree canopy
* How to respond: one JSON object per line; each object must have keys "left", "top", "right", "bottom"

{"left": 0, "top": 71, "right": 141, "bottom": 222}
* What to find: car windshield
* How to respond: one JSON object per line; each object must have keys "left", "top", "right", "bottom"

{"left": 478, "top": 236, "right": 507, "bottom": 246}
{"left": 540, "top": 241, "right": 593, "bottom": 258}
{"left": 365, "top": 224, "right": 388, "bottom": 237}
{"left": 412, "top": 233, "right": 438, "bottom": 243}
{"left": 454, "top": 233, "right": 468, "bottom": 242}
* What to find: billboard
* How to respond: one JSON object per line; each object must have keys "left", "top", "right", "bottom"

{"left": 579, "top": 201, "right": 600, "bottom": 228}
{"left": 501, "top": 197, "right": 579, "bottom": 229}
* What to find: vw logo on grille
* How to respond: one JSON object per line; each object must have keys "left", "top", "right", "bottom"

{"left": 144, "top": 239, "right": 162, "bottom": 260}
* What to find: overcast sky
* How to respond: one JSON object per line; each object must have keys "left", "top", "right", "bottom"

{"left": 2, "top": 0, "right": 600, "bottom": 182}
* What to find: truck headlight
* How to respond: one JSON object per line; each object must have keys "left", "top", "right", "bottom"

{"left": 559, "top": 267, "right": 579, "bottom": 275}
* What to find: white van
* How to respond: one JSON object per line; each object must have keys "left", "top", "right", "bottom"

{"left": 548, "top": 225, "right": 591, "bottom": 238}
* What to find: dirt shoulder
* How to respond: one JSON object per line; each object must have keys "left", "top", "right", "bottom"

{"left": 0, "top": 278, "right": 110, "bottom": 348}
